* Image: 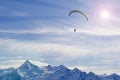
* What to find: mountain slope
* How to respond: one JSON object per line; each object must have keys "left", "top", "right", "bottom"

{"left": 0, "top": 68, "right": 21, "bottom": 80}
{"left": 0, "top": 60, "right": 120, "bottom": 80}
{"left": 17, "top": 60, "right": 43, "bottom": 80}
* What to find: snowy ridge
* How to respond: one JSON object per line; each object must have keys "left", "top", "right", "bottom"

{"left": 0, "top": 60, "right": 120, "bottom": 80}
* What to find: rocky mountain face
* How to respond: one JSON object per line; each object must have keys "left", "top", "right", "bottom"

{"left": 0, "top": 60, "right": 120, "bottom": 80}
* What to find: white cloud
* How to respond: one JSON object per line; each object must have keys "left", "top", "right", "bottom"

{"left": 0, "top": 21, "right": 120, "bottom": 36}
{"left": 0, "top": 13, "right": 120, "bottom": 36}
{"left": 0, "top": 38, "right": 90, "bottom": 58}
{"left": 0, "top": 37, "right": 120, "bottom": 58}
{"left": 0, "top": 26, "right": 75, "bottom": 35}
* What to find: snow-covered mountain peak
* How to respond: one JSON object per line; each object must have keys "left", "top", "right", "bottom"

{"left": 17, "top": 60, "right": 43, "bottom": 80}
{"left": 110, "top": 73, "right": 120, "bottom": 78}
{"left": 24, "top": 60, "right": 32, "bottom": 66}
{"left": 25, "top": 60, "right": 30, "bottom": 63}
{"left": 45, "top": 65, "right": 54, "bottom": 71}
{"left": 72, "top": 68, "right": 80, "bottom": 72}
{"left": 55, "top": 65, "right": 67, "bottom": 70}
{"left": 88, "top": 71, "right": 95, "bottom": 75}
{"left": 18, "top": 60, "right": 37, "bottom": 71}
{"left": 111, "top": 73, "right": 119, "bottom": 76}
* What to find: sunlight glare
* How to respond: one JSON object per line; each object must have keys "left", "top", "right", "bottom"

{"left": 100, "top": 10, "right": 110, "bottom": 19}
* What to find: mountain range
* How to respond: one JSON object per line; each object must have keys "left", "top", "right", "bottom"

{"left": 0, "top": 60, "right": 120, "bottom": 80}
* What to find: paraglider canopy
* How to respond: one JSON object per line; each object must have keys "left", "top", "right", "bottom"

{"left": 68, "top": 10, "right": 88, "bottom": 21}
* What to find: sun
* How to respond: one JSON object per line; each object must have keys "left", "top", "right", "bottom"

{"left": 100, "top": 10, "right": 110, "bottom": 19}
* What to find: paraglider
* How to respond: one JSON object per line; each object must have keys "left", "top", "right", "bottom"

{"left": 68, "top": 10, "right": 88, "bottom": 32}
{"left": 74, "top": 29, "right": 76, "bottom": 32}
{"left": 68, "top": 10, "right": 88, "bottom": 21}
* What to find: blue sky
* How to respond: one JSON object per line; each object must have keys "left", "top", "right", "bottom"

{"left": 0, "top": 0, "right": 120, "bottom": 74}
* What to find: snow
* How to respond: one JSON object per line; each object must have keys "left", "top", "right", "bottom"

{"left": 0, "top": 60, "right": 120, "bottom": 80}
{"left": 17, "top": 69, "right": 24, "bottom": 77}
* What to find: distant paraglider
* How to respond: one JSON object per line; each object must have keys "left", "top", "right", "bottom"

{"left": 68, "top": 10, "right": 88, "bottom": 32}
{"left": 74, "top": 29, "right": 76, "bottom": 32}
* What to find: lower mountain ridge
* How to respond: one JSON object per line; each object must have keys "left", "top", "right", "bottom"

{"left": 0, "top": 60, "right": 120, "bottom": 80}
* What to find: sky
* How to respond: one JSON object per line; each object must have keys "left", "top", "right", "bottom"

{"left": 0, "top": 0, "right": 120, "bottom": 75}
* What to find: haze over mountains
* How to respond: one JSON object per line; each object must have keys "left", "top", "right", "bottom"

{"left": 0, "top": 60, "right": 120, "bottom": 80}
